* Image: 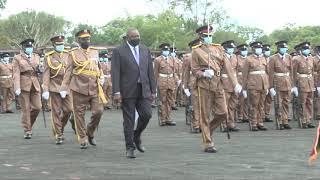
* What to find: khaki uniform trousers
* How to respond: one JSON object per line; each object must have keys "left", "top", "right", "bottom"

{"left": 248, "top": 90, "right": 266, "bottom": 127}
{"left": 198, "top": 87, "right": 227, "bottom": 148}
{"left": 159, "top": 88, "right": 174, "bottom": 122}
{"left": 223, "top": 92, "right": 238, "bottom": 128}
{"left": 20, "top": 85, "right": 41, "bottom": 133}
{"left": 72, "top": 90, "right": 104, "bottom": 144}
{"left": 299, "top": 92, "right": 313, "bottom": 124}
{"left": 1, "top": 87, "right": 13, "bottom": 112}
{"left": 50, "top": 92, "right": 73, "bottom": 138}
{"left": 264, "top": 93, "right": 272, "bottom": 118}
{"left": 238, "top": 95, "right": 249, "bottom": 120}
{"left": 275, "top": 91, "right": 291, "bottom": 125}
{"left": 191, "top": 87, "right": 200, "bottom": 129}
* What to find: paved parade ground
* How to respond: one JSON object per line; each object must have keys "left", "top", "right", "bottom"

{"left": 0, "top": 108, "right": 320, "bottom": 180}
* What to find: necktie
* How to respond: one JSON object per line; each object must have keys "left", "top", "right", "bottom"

{"left": 134, "top": 47, "right": 139, "bottom": 66}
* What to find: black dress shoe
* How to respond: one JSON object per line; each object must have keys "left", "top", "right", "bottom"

{"left": 166, "top": 121, "right": 176, "bottom": 126}
{"left": 283, "top": 124, "right": 292, "bottom": 129}
{"left": 88, "top": 137, "right": 97, "bottom": 146}
{"left": 307, "top": 123, "right": 315, "bottom": 128}
{"left": 134, "top": 141, "right": 145, "bottom": 153}
{"left": 56, "top": 137, "right": 63, "bottom": 145}
{"left": 251, "top": 127, "right": 258, "bottom": 131}
{"left": 302, "top": 123, "right": 307, "bottom": 129}
{"left": 279, "top": 124, "right": 284, "bottom": 130}
{"left": 171, "top": 106, "right": 178, "bottom": 110}
{"left": 80, "top": 142, "right": 88, "bottom": 149}
{"left": 257, "top": 125, "right": 268, "bottom": 131}
{"left": 264, "top": 117, "right": 273, "bottom": 122}
{"left": 160, "top": 121, "right": 166, "bottom": 126}
{"left": 242, "top": 119, "right": 249, "bottom": 123}
{"left": 126, "top": 148, "right": 136, "bottom": 158}
{"left": 191, "top": 128, "right": 201, "bottom": 133}
{"left": 204, "top": 146, "right": 217, "bottom": 153}
{"left": 6, "top": 110, "right": 13, "bottom": 113}
{"left": 229, "top": 127, "right": 240, "bottom": 132}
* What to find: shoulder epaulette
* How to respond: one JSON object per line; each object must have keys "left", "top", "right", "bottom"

{"left": 89, "top": 46, "right": 107, "bottom": 50}
{"left": 212, "top": 43, "right": 221, "bottom": 46}
{"left": 45, "top": 50, "right": 55, "bottom": 57}
{"left": 192, "top": 44, "right": 202, "bottom": 49}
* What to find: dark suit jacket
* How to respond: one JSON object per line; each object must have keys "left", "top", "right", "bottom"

{"left": 111, "top": 43, "right": 156, "bottom": 99}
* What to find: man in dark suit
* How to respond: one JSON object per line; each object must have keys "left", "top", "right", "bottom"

{"left": 111, "top": 28, "right": 156, "bottom": 158}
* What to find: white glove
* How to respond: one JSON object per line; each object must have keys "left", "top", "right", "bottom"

{"left": 99, "top": 76, "right": 105, "bottom": 85}
{"left": 177, "top": 80, "right": 182, "bottom": 86}
{"left": 59, "top": 91, "right": 67, "bottom": 99}
{"left": 270, "top": 88, "right": 276, "bottom": 97}
{"left": 242, "top": 90, "right": 247, "bottom": 99}
{"left": 203, "top": 69, "right": 214, "bottom": 78}
{"left": 184, "top": 89, "right": 191, "bottom": 97}
{"left": 317, "top": 87, "right": 320, "bottom": 96}
{"left": 15, "top": 88, "right": 21, "bottom": 96}
{"left": 42, "top": 91, "right": 50, "bottom": 100}
{"left": 291, "top": 87, "right": 298, "bottom": 97}
{"left": 234, "top": 84, "right": 242, "bottom": 94}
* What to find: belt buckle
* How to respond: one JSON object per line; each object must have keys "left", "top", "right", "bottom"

{"left": 216, "top": 71, "right": 220, "bottom": 76}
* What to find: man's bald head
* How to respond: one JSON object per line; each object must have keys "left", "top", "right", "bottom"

{"left": 126, "top": 28, "right": 140, "bottom": 47}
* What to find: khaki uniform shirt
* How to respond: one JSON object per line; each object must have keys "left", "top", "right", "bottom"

{"left": 12, "top": 53, "right": 41, "bottom": 92}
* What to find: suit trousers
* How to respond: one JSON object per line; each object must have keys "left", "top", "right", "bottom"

{"left": 198, "top": 87, "right": 227, "bottom": 148}
{"left": 72, "top": 90, "right": 103, "bottom": 144}
{"left": 20, "top": 85, "right": 41, "bottom": 133}
{"left": 50, "top": 92, "right": 73, "bottom": 138}
{"left": 122, "top": 83, "right": 152, "bottom": 150}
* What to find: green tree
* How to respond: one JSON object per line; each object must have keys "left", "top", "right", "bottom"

{"left": 0, "top": 10, "right": 70, "bottom": 48}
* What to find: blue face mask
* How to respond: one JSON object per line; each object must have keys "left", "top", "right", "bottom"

{"left": 264, "top": 51, "right": 271, "bottom": 57}
{"left": 55, "top": 45, "right": 64, "bottom": 52}
{"left": 279, "top": 48, "right": 287, "bottom": 55}
{"left": 170, "top": 52, "right": 176, "bottom": 57}
{"left": 103, "top": 58, "right": 108, "bottom": 62}
{"left": 255, "top": 48, "right": 262, "bottom": 56}
{"left": 99, "top": 58, "right": 104, "bottom": 62}
{"left": 302, "top": 49, "right": 310, "bottom": 56}
{"left": 203, "top": 36, "right": 213, "bottom": 44}
{"left": 162, "top": 50, "right": 170, "bottom": 57}
{"left": 240, "top": 50, "right": 248, "bottom": 57}
{"left": 226, "top": 48, "right": 234, "bottom": 55}
{"left": 25, "top": 47, "right": 33, "bottom": 55}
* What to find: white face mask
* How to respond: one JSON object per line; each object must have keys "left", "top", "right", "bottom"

{"left": 3, "top": 57, "right": 9, "bottom": 64}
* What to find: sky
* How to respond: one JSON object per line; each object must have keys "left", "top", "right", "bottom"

{"left": 1, "top": 0, "right": 319, "bottom": 34}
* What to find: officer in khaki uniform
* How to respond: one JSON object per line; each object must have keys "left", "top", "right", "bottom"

{"left": 60, "top": 29, "right": 107, "bottom": 149}
{"left": 0, "top": 53, "right": 14, "bottom": 113}
{"left": 221, "top": 40, "right": 240, "bottom": 132}
{"left": 99, "top": 51, "right": 112, "bottom": 109}
{"left": 236, "top": 44, "right": 249, "bottom": 123}
{"left": 292, "top": 42, "right": 316, "bottom": 128}
{"left": 268, "top": 41, "right": 293, "bottom": 130}
{"left": 242, "top": 41, "right": 269, "bottom": 131}
{"left": 192, "top": 25, "right": 242, "bottom": 153}
{"left": 42, "top": 35, "right": 73, "bottom": 144}
{"left": 182, "top": 39, "right": 201, "bottom": 133}
{"left": 171, "top": 47, "right": 183, "bottom": 108}
{"left": 314, "top": 45, "right": 320, "bottom": 120}
{"left": 13, "top": 39, "right": 42, "bottom": 139}
{"left": 154, "top": 43, "right": 177, "bottom": 126}
{"left": 263, "top": 44, "right": 273, "bottom": 122}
